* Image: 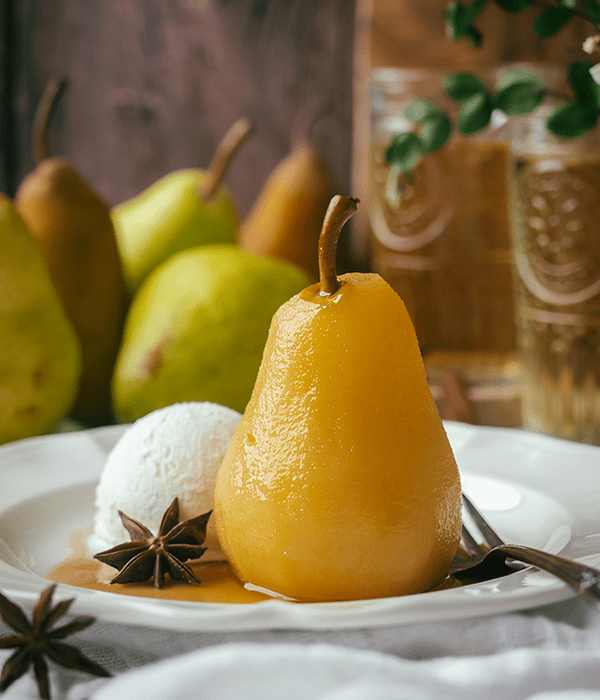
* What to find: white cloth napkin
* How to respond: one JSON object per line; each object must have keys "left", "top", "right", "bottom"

{"left": 84, "top": 642, "right": 600, "bottom": 700}
{"left": 1, "top": 598, "right": 600, "bottom": 700}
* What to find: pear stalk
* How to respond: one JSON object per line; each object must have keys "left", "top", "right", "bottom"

{"left": 32, "top": 77, "right": 68, "bottom": 165}
{"left": 201, "top": 118, "right": 254, "bottom": 202}
{"left": 318, "top": 195, "right": 359, "bottom": 296}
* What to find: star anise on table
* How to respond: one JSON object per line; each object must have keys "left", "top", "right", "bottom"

{"left": 0, "top": 583, "right": 110, "bottom": 700}
{"left": 94, "top": 497, "right": 211, "bottom": 588}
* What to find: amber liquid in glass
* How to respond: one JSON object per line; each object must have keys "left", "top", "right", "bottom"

{"left": 369, "top": 136, "right": 521, "bottom": 415}
{"left": 510, "top": 152, "right": 600, "bottom": 445}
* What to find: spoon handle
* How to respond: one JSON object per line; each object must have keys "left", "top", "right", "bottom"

{"left": 493, "top": 544, "right": 600, "bottom": 608}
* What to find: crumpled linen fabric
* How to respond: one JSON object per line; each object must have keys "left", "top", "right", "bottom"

{"left": 0, "top": 597, "right": 599, "bottom": 700}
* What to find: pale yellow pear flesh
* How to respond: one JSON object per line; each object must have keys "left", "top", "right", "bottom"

{"left": 15, "top": 157, "right": 129, "bottom": 427}
{"left": 214, "top": 272, "right": 462, "bottom": 602}
{"left": 112, "top": 244, "right": 310, "bottom": 423}
{"left": 111, "top": 169, "right": 238, "bottom": 292}
{"left": 0, "top": 194, "right": 81, "bottom": 444}
{"left": 239, "top": 142, "right": 335, "bottom": 281}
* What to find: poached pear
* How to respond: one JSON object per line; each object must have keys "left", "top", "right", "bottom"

{"left": 15, "top": 77, "right": 130, "bottom": 427}
{"left": 112, "top": 244, "right": 310, "bottom": 422}
{"left": 239, "top": 141, "right": 336, "bottom": 281}
{"left": 112, "top": 118, "right": 253, "bottom": 291}
{"left": 214, "top": 195, "right": 462, "bottom": 602}
{"left": 0, "top": 194, "right": 81, "bottom": 444}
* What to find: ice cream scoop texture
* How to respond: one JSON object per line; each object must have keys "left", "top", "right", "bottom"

{"left": 90, "top": 402, "right": 241, "bottom": 561}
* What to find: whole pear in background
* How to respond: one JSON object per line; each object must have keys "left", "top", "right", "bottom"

{"left": 215, "top": 196, "right": 462, "bottom": 602}
{"left": 111, "top": 118, "right": 253, "bottom": 292}
{"left": 15, "top": 78, "right": 130, "bottom": 427}
{"left": 112, "top": 244, "right": 310, "bottom": 423}
{"left": 0, "top": 194, "right": 81, "bottom": 444}
{"left": 239, "top": 141, "right": 336, "bottom": 281}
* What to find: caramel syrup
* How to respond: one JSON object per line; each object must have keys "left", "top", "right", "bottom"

{"left": 46, "top": 531, "right": 462, "bottom": 603}
{"left": 45, "top": 530, "right": 272, "bottom": 604}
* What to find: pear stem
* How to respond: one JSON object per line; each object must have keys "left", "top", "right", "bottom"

{"left": 32, "top": 77, "right": 68, "bottom": 164}
{"left": 318, "top": 195, "right": 360, "bottom": 296}
{"left": 201, "top": 118, "right": 254, "bottom": 202}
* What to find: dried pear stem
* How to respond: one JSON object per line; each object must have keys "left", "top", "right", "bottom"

{"left": 32, "top": 76, "right": 68, "bottom": 164}
{"left": 318, "top": 195, "right": 360, "bottom": 295}
{"left": 201, "top": 118, "right": 254, "bottom": 201}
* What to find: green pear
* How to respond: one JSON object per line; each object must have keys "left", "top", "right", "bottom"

{"left": 0, "top": 194, "right": 81, "bottom": 444}
{"left": 112, "top": 119, "right": 253, "bottom": 292}
{"left": 112, "top": 244, "right": 310, "bottom": 422}
{"left": 15, "top": 77, "right": 130, "bottom": 428}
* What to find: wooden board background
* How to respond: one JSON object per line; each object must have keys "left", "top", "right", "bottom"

{"left": 1, "top": 0, "right": 355, "bottom": 223}
{"left": 367, "top": 0, "right": 591, "bottom": 71}
{"left": 0, "top": 0, "right": 593, "bottom": 271}
{"left": 0, "top": 1, "right": 8, "bottom": 196}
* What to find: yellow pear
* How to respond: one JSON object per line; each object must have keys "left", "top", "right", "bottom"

{"left": 215, "top": 195, "right": 462, "bottom": 602}
{"left": 15, "top": 78, "right": 129, "bottom": 427}
{"left": 239, "top": 141, "right": 336, "bottom": 281}
{"left": 0, "top": 194, "right": 81, "bottom": 444}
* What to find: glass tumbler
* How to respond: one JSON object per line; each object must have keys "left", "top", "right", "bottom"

{"left": 509, "top": 110, "right": 600, "bottom": 444}
{"left": 368, "top": 67, "right": 520, "bottom": 424}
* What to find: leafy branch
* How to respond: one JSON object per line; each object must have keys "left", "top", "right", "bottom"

{"left": 447, "top": 0, "right": 600, "bottom": 46}
{"left": 385, "top": 0, "right": 600, "bottom": 178}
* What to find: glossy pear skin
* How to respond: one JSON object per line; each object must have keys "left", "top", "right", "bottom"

{"left": 215, "top": 273, "right": 462, "bottom": 602}
{"left": 0, "top": 194, "right": 81, "bottom": 443}
{"left": 112, "top": 244, "right": 310, "bottom": 423}
{"left": 111, "top": 169, "right": 238, "bottom": 291}
{"left": 239, "top": 142, "right": 335, "bottom": 281}
{"left": 15, "top": 158, "right": 129, "bottom": 426}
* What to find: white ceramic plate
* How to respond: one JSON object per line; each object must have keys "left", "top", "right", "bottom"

{"left": 0, "top": 421, "right": 599, "bottom": 631}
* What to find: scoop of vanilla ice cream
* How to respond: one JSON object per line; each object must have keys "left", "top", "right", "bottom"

{"left": 88, "top": 402, "right": 241, "bottom": 561}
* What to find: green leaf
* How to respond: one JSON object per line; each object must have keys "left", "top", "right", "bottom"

{"left": 493, "top": 0, "right": 532, "bottom": 11}
{"left": 583, "top": 0, "right": 600, "bottom": 24}
{"left": 445, "top": 74, "right": 493, "bottom": 132}
{"left": 444, "top": 72, "right": 488, "bottom": 100}
{"left": 494, "top": 80, "right": 545, "bottom": 115}
{"left": 404, "top": 98, "right": 444, "bottom": 122}
{"left": 532, "top": 7, "right": 573, "bottom": 36}
{"left": 446, "top": 2, "right": 472, "bottom": 40}
{"left": 470, "top": 0, "right": 489, "bottom": 14}
{"left": 457, "top": 92, "right": 493, "bottom": 134}
{"left": 559, "top": 0, "right": 576, "bottom": 8}
{"left": 546, "top": 101, "right": 599, "bottom": 138}
{"left": 420, "top": 114, "right": 453, "bottom": 153}
{"left": 569, "top": 61, "right": 600, "bottom": 108}
{"left": 445, "top": 0, "right": 488, "bottom": 41}
{"left": 466, "top": 25, "right": 483, "bottom": 46}
{"left": 403, "top": 100, "right": 452, "bottom": 154}
{"left": 385, "top": 132, "right": 424, "bottom": 172}
{"left": 496, "top": 68, "right": 543, "bottom": 91}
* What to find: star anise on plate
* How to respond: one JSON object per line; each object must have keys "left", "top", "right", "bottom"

{"left": 94, "top": 497, "right": 211, "bottom": 588}
{"left": 0, "top": 583, "right": 110, "bottom": 700}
